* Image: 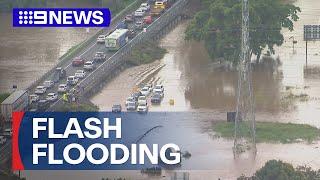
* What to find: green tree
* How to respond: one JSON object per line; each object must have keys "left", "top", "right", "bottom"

{"left": 185, "top": 0, "right": 300, "bottom": 65}
{"left": 238, "top": 160, "right": 320, "bottom": 180}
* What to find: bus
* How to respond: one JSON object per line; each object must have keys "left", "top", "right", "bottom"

{"left": 105, "top": 29, "right": 129, "bottom": 51}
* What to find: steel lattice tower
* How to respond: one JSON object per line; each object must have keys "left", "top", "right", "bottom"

{"left": 233, "top": 0, "right": 256, "bottom": 157}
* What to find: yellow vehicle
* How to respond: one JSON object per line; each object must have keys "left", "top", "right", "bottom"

{"left": 154, "top": 1, "right": 166, "bottom": 9}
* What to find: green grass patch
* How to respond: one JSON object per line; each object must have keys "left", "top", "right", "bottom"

{"left": 57, "top": 103, "right": 99, "bottom": 112}
{"left": 129, "top": 41, "right": 167, "bottom": 65}
{"left": 0, "top": 93, "right": 10, "bottom": 103}
{"left": 213, "top": 121, "right": 320, "bottom": 143}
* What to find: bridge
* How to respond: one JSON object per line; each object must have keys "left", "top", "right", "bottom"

{"left": 22, "top": 0, "right": 189, "bottom": 111}
{"left": 0, "top": 0, "right": 189, "bottom": 166}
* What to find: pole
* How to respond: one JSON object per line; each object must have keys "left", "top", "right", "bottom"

{"left": 306, "top": 40, "right": 308, "bottom": 67}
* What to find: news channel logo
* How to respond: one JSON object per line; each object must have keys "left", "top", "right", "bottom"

{"left": 12, "top": 8, "right": 111, "bottom": 27}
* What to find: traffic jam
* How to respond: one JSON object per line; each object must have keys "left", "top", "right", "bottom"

{"left": 28, "top": 0, "right": 175, "bottom": 112}
{"left": 112, "top": 84, "right": 165, "bottom": 113}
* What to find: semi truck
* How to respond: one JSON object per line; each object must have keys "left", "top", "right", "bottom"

{"left": 1, "top": 90, "right": 29, "bottom": 122}
{"left": 105, "top": 29, "right": 129, "bottom": 51}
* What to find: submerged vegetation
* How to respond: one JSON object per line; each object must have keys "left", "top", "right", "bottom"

{"left": 129, "top": 41, "right": 167, "bottom": 65}
{"left": 185, "top": 0, "right": 301, "bottom": 64}
{"left": 213, "top": 121, "right": 320, "bottom": 143}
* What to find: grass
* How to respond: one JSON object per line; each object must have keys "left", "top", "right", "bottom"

{"left": 0, "top": 93, "right": 10, "bottom": 103}
{"left": 57, "top": 103, "right": 99, "bottom": 112}
{"left": 213, "top": 121, "right": 320, "bottom": 143}
{"left": 129, "top": 41, "right": 167, "bottom": 65}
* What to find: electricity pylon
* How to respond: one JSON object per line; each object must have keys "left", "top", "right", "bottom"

{"left": 233, "top": 0, "right": 256, "bottom": 157}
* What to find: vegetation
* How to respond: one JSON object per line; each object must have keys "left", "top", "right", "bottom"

{"left": 129, "top": 41, "right": 167, "bottom": 65}
{"left": 238, "top": 160, "right": 320, "bottom": 180}
{"left": 185, "top": 0, "right": 301, "bottom": 64}
{"left": 57, "top": 102, "right": 99, "bottom": 112}
{"left": 0, "top": 170, "right": 25, "bottom": 180}
{"left": 213, "top": 121, "right": 320, "bottom": 143}
{"left": 0, "top": 93, "right": 10, "bottom": 103}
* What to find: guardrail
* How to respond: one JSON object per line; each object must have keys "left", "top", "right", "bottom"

{"left": 48, "top": 0, "right": 189, "bottom": 110}
{"left": 26, "top": 0, "right": 144, "bottom": 92}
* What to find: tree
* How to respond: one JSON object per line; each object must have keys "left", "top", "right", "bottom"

{"left": 185, "top": 0, "right": 300, "bottom": 65}
{"left": 238, "top": 160, "right": 320, "bottom": 180}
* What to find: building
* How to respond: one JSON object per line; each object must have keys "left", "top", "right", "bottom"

{"left": 0, "top": 90, "right": 29, "bottom": 123}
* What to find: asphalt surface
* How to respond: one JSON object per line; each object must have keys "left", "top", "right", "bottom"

{"left": 28, "top": 4, "right": 165, "bottom": 110}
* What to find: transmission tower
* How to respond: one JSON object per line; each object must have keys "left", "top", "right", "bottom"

{"left": 233, "top": 0, "right": 256, "bottom": 157}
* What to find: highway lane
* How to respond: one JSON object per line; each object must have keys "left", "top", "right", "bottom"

{"left": 28, "top": 4, "right": 157, "bottom": 109}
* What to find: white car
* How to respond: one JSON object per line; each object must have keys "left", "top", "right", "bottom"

{"left": 58, "top": 84, "right": 68, "bottom": 93}
{"left": 84, "top": 61, "right": 95, "bottom": 71}
{"left": 75, "top": 70, "right": 86, "bottom": 79}
{"left": 0, "top": 136, "right": 6, "bottom": 145}
{"left": 35, "top": 86, "right": 47, "bottom": 94}
{"left": 46, "top": 93, "right": 58, "bottom": 101}
{"left": 3, "top": 128, "right": 12, "bottom": 137}
{"left": 29, "top": 94, "right": 39, "bottom": 103}
{"left": 126, "top": 102, "right": 137, "bottom": 111}
{"left": 67, "top": 76, "right": 79, "bottom": 85}
{"left": 138, "top": 96, "right": 147, "bottom": 105}
{"left": 153, "top": 84, "right": 164, "bottom": 94}
{"left": 134, "top": 8, "right": 145, "bottom": 17}
{"left": 125, "top": 97, "right": 136, "bottom": 106}
{"left": 137, "top": 102, "right": 148, "bottom": 113}
{"left": 97, "top": 35, "right": 105, "bottom": 43}
{"left": 140, "top": 3, "right": 150, "bottom": 11}
{"left": 140, "top": 86, "right": 151, "bottom": 96}
{"left": 43, "top": 80, "right": 54, "bottom": 88}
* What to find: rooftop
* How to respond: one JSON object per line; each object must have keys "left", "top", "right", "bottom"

{"left": 1, "top": 90, "right": 27, "bottom": 105}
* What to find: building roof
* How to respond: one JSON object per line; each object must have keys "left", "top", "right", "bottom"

{"left": 107, "top": 29, "right": 128, "bottom": 39}
{"left": 1, "top": 90, "right": 27, "bottom": 105}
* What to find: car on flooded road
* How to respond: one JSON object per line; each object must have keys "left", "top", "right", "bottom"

{"left": 112, "top": 104, "right": 122, "bottom": 113}
{"left": 125, "top": 96, "right": 136, "bottom": 106}
{"left": 151, "top": 93, "right": 162, "bottom": 104}
{"left": 138, "top": 96, "right": 147, "bottom": 104}
{"left": 140, "top": 86, "right": 151, "bottom": 96}
{"left": 126, "top": 102, "right": 137, "bottom": 111}
{"left": 137, "top": 102, "right": 148, "bottom": 113}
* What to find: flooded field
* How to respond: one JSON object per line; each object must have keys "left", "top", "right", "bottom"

{"left": 0, "top": 0, "right": 99, "bottom": 92}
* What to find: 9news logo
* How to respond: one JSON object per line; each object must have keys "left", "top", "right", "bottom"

{"left": 12, "top": 8, "right": 111, "bottom": 27}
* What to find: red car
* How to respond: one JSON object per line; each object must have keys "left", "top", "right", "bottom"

{"left": 143, "top": 16, "right": 152, "bottom": 24}
{"left": 72, "top": 57, "right": 85, "bottom": 66}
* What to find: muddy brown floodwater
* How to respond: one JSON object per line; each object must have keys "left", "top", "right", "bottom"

{"left": 15, "top": 0, "right": 320, "bottom": 179}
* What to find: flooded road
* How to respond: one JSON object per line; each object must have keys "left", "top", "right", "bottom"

{"left": 9, "top": 0, "right": 320, "bottom": 179}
